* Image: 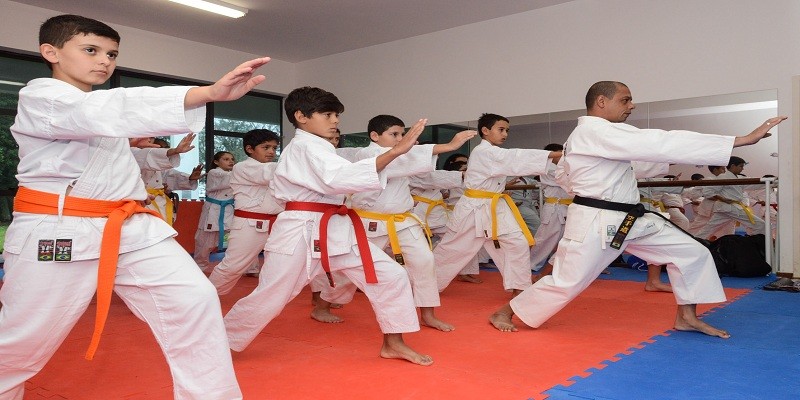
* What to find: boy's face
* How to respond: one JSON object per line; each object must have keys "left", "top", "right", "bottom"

{"left": 295, "top": 111, "right": 339, "bottom": 140}
{"left": 370, "top": 125, "right": 405, "bottom": 147}
{"left": 729, "top": 163, "right": 745, "bottom": 175}
{"left": 40, "top": 33, "right": 119, "bottom": 92}
{"left": 482, "top": 120, "right": 509, "bottom": 146}
{"left": 247, "top": 140, "right": 279, "bottom": 163}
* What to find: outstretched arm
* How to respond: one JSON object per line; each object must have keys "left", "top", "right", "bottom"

{"left": 184, "top": 57, "right": 271, "bottom": 108}
{"left": 733, "top": 116, "right": 787, "bottom": 147}
{"left": 432, "top": 130, "right": 478, "bottom": 155}
{"left": 375, "top": 119, "right": 428, "bottom": 171}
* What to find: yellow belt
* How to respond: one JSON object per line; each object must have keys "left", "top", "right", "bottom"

{"left": 411, "top": 195, "right": 449, "bottom": 232}
{"left": 544, "top": 197, "right": 573, "bottom": 205}
{"left": 354, "top": 209, "right": 432, "bottom": 265}
{"left": 734, "top": 201, "right": 756, "bottom": 224}
{"left": 463, "top": 188, "right": 535, "bottom": 248}
{"left": 146, "top": 187, "right": 175, "bottom": 226}
{"left": 640, "top": 196, "right": 666, "bottom": 212}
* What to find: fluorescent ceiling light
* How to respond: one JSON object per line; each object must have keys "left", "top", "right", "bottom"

{"left": 169, "top": 0, "right": 248, "bottom": 18}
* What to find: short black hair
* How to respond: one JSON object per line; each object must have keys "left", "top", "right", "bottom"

{"left": 243, "top": 129, "right": 280, "bottom": 155}
{"left": 728, "top": 156, "right": 747, "bottom": 168}
{"left": 284, "top": 87, "right": 344, "bottom": 127}
{"left": 543, "top": 143, "right": 564, "bottom": 152}
{"left": 707, "top": 165, "right": 725, "bottom": 173}
{"left": 442, "top": 153, "right": 468, "bottom": 170}
{"left": 585, "top": 81, "right": 627, "bottom": 110}
{"left": 368, "top": 115, "right": 405, "bottom": 138}
{"left": 444, "top": 161, "right": 467, "bottom": 172}
{"left": 690, "top": 173, "right": 704, "bottom": 180}
{"left": 39, "top": 15, "right": 120, "bottom": 69}
{"left": 153, "top": 138, "right": 169, "bottom": 148}
{"left": 477, "top": 113, "right": 508, "bottom": 137}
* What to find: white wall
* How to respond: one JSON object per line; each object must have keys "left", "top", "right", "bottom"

{"left": 295, "top": 0, "right": 800, "bottom": 274}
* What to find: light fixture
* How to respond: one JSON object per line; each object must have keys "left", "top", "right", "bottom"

{"left": 169, "top": 0, "right": 248, "bottom": 18}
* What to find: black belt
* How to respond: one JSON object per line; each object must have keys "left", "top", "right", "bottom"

{"left": 572, "top": 195, "right": 707, "bottom": 249}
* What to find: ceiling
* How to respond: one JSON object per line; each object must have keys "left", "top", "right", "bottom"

{"left": 10, "top": 0, "right": 573, "bottom": 63}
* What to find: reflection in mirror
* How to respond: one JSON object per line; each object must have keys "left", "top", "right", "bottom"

{"left": 455, "top": 90, "right": 779, "bottom": 178}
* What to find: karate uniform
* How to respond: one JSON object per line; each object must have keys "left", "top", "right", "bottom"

{"left": 319, "top": 142, "right": 438, "bottom": 307}
{"left": 0, "top": 78, "right": 240, "bottom": 399}
{"left": 529, "top": 161, "right": 571, "bottom": 271}
{"left": 507, "top": 176, "right": 541, "bottom": 234}
{"left": 409, "top": 170, "right": 463, "bottom": 236}
{"left": 224, "top": 129, "right": 420, "bottom": 352}
{"left": 138, "top": 151, "right": 197, "bottom": 224}
{"left": 694, "top": 171, "right": 765, "bottom": 239}
{"left": 208, "top": 158, "right": 281, "bottom": 295}
{"left": 510, "top": 116, "right": 733, "bottom": 329}
{"left": 193, "top": 168, "right": 234, "bottom": 270}
{"left": 432, "top": 139, "right": 550, "bottom": 292}
{"left": 688, "top": 174, "right": 735, "bottom": 238}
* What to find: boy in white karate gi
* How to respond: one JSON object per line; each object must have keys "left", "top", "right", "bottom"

{"left": 432, "top": 114, "right": 559, "bottom": 296}
{"left": 694, "top": 156, "right": 766, "bottom": 239}
{"left": 490, "top": 81, "right": 785, "bottom": 338}
{"left": 529, "top": 143, "right": 570, "bottom": 276}
{"left": 224, "top": 87, "right": 434, "bottom": 366}
{"left": 208, "top": 129, "right": 281, "bottom": 294}
{"left": 0, "top": 14, "right": 271, "bottom": 399}
{"left": 311, "top": 114, "right": 476, "bottom": 331}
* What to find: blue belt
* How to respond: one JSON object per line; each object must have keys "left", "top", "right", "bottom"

{"left": 205, "top": 196, "right": 234, "bottom": 249}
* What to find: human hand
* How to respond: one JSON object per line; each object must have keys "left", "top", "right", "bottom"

{"left": 448, "top": 130, "right": 478, "bottom": 149}
{"left": 207, "top": 57, "right": 271, "bottom": 102}
{"left": 735, "top": 116, "right": 787, "bottom": 147}
{"left": 167, "top": 133, "right": 196, "bottom": 156}
{"left": 189, "top": 164, "right": 204, "bottom": 181}
{"left": 129, "top": 138, "right": 160, "bottom": 149}
{"left": 393, "top": 119, "right": 427, "bottom": 156}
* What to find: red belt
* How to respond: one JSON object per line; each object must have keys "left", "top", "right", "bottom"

{"left": 233, "top": 209, "right": 277, "bottom": 233}
{"left": 284, "top": 201, "right": 377, "bottom": 287}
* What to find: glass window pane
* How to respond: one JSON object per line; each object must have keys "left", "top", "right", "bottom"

{"left": 341, "top": 132, "right": 370, "bottom": 148}
{"left": 214, "top": 95, "right": 282, "bottom": 135}
{"left": 435, "top": 125, "right": 471, "bottom": 169}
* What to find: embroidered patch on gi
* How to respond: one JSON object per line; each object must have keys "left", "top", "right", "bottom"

{"left": 55, "top": 238, "right": 73, "bottom": 262}
{"left": 313, "top": 240, "right": 321, "bottom": 253}
{"left": 368, "top": 222, "right": 378, "bottom": 232}
{"left": 607, "top": 225, "right": 617, "bottom": 237}
{"left": 256, "top": 220, "right": 264, "bottom": 230}
{"left": 37, "top": 239, "right": 55, "bottom": 261}
{"left": 207, "top": 224, "right": 212, "bottom": 230}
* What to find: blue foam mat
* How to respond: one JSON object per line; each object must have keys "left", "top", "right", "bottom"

{"left": 541, "top": 282, "right": 800, "bottom": 400}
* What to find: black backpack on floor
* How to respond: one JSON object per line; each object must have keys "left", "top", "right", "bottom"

{"left": 708, "top": 234, "right": 772, "bottom": 277}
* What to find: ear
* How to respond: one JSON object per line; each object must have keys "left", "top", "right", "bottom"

{"left": 293, "top": 110, "right": 308, "bottom": 124}
{"left": 244, "top": 145, "right": 254, "bottom": 155}
{"left": 480, "top": 126, "right": 490, "bottom": 136}
{"left": 369, "top": 131, "right": 380, "bottom": 142}
{"left": 595, "top": 95, "right": 607, "bottom": 109}
{"left": 40, "top": 43, "right": 59, "bottom": 65}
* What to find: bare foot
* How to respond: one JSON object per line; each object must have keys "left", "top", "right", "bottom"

{"left": 380, "top": 333, "right": 433, "bottom": 366}
{"left": 312, "top": 291, "right": 344, "bottom": 308}
{"left": 456, "top": 274, "right": 483, "bottom": 283}
{"left": 420, "top": 307, "right": 454, "bottom": 332}
{"left": 310, "top": 304, "right": 343, "bottom": 323}
{"left": 600, "top": 268, "right": 611, "bottom": 275}
{"left": 674, "top": 304, "right": 730, "bottom": 338}
{"left": 489, "top": 304, "right": 518, "bottom": 332}
{"left": 645, "top": 281, "right": 673, "bottom": 292}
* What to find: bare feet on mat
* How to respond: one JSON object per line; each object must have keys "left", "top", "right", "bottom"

{"left": 674, "top": 304, "right": 730, "bottom": 338}
{"left": 489, "top": 304, "right": 518, "bottom": 332}
{"left": 644, "top": 281, "right": 673, "bottom": 292}
{"left": 311, "top": 304, "right": 344, "bottom": 324}
{"left": 420, "top": 308, "right": 455, "bottom": 332}
{"left": 456, "top": 274, "right": 482, "bottom": 283}
{"left": 380, "top": 334, "right": 433, "bottom": 366}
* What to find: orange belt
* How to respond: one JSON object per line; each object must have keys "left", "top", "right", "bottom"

{"left": 284, "top": 201, "right": 377, "bottom": 287}
{"left": 233, "top": 209, "right": 278, "bottom": 234}
{"left": 13, "top": 186, "right": 162, "bottom": 360}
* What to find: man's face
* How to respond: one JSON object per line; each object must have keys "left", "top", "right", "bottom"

{"left": 371, "top": 125, "right": 405, "bottom": 148}
{"left": 43, "top": 33, "right": 119, "bottom": 92}
{"left": 482, "top": 120, "right": 509, "bottom": 146}
{"left": 603, "top": 85, "right": 636, "bottom": 123}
